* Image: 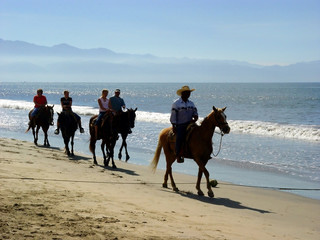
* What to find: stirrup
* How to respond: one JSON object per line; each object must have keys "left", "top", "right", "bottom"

{"left": 80, "top": 127, "right": 84, "bottom": 133}
{"left": 54, "top": 129, "right": 59, "bottom": 135}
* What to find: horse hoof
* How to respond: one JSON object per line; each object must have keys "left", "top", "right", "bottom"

{"left": 112, "top": 165, "right": 117, "bottom": 169}
{"left": 173, "top": 187, "right": 179, "bottom": 192}
{"left": 197, "top": 190, "right": 204, "bottom": 196}
{"left": 162, "top": 183, "right": 168, "bottom": 188}
{"left": 93, "top": 160, "right": 98, "bottom": 165}
{"left": 208, "top": 191, "right": 214, "bottom": 198}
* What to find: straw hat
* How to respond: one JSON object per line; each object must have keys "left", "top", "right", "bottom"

{"left": 176, "top": 85, "right": 195, "bottom": 96}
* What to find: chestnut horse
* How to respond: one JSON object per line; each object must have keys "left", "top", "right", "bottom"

{"left": 26, "top": 105, "right": 54, "bottom": 146}
{"left": 151, "top": 106, "right": 230, "bottom": 198}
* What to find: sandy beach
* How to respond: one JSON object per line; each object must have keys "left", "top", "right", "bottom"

{"left": 0, "top": 138, "right": 319, "bottom": 240}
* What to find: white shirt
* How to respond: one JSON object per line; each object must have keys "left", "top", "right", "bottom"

{"left": 99, "top": 97, "right": 109, "bottom": 113}
{"left": 170, "top": 98, "right": 198, "bottom": 125}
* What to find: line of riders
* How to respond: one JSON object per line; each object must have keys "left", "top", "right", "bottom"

{"left": 28, "top": 88, "right": 130, "bottom": 141}
{"left": 28, "top": 85, "right": 204, "bottom": 163}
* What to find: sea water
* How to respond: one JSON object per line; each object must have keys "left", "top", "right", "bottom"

{"left": 0, "top": 82, "right": 319, "bottom": 200}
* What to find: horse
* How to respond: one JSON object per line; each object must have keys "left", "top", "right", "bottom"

{"left": 115, "top": 108, "right": 137, "bottom": 161}
{"left": 89, "top": 112, "right": 118, "bottom": 168}
{"left": 26, "top": 105, "right": 54, "bottom": 146}
{"left": 57, "top": 110, "right": 78, "bottom": 156}
{"left": 151, "top": 106, "right": 230, "bottom": 198}
{"left": 89, "top": 108, "right": 137, "bottom": 168}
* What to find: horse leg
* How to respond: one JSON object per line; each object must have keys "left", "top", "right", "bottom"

{"left": 101, "top": 140, "right": 108, "bottom": 167}
{"left": 43, "top": 126, "right": 50, "bottom": 147}
{"left": 64, "top": 135, "right": 71, "bottom": 156}
{"left": 196, "top": 169, "right": 205, "bottom": 196}
{"left": 35, "top": 126, "right": 40, "bottom": 145}
{"left": 198, "top": 162, "right": 214, "bottom": 198}
{"left": 110, "top": 141, "right": 117, "bottom": 169}
{"left": 118, "top": 139, "right": 124, "bottom": 160}
{"left": 203, "top": 167, "right": 214, "bottom": 198}
{"left": 164, "top": 157, "right": 178, "bottom": 192}
{"left": 123, "top": 135, "right": 130, "bottom": 162}
{"left": 70, "top": 134, "right": 74, "bottom": 156}
{"left": 90, "top": 138, "right": 98, "bottom": 165}
{"left": 31, "top": 126, "right": 37, "bottom": 145}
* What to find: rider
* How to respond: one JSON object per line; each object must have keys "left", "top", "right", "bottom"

{"left": 108, "top": 89, "right": 126, "bottom": 113}
{"left": 29, "top": 89, "right": 48, "bottom": 126}
{"left": 170, "top": 86, "right": 198, "bottom": 163}
{"left": 108, "top": 89, "right": 131, "bottom": 134}
{"left": 94, "top": 89, "right": 111, "bottom": 139}
{"left": 54, "top": 90, "right": 84, "bottom": 135}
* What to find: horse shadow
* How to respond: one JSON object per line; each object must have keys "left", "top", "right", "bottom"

{"left": 37, "top": 145, "right": 60, "bottom": 150}
{"left": 68, "top": 155, "right": 92, "bottom": 161}
{"left": 167, "top": 189, "right": 271, "bottom": 214}
{"left": 95, "top": 163, "right": 139, "bottom": 176}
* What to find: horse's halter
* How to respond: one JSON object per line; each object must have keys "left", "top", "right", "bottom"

{"left": 213, "top": 108, "right": 230, "bottom": 135}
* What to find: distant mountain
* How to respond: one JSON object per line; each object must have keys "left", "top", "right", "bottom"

{"left": 0, "top": 39, "right": 319, "bottom": 82}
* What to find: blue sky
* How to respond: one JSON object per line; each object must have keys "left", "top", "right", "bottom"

{"left": 1, "top": 0, "right": 319, "bottom": 65}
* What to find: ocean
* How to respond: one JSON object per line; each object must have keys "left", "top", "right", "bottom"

{"left": 0, "top": 82, "right": 319, "bottom": 200}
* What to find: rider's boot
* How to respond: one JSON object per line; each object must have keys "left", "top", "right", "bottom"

{"left": 78, "top": 120, "right": 84, "bottom": 133}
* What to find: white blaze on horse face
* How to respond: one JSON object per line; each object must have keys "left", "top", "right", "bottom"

{"left": 220, "top": 112, "right": 227, "bottom": 123}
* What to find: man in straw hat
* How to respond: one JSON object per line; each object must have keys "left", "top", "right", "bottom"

{"left": 170, "top": 86, "right": 198, "bottom": 163}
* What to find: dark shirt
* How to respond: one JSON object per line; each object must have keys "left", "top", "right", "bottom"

{"left": 61, "top": 97, "right": 72, "bottom": 111}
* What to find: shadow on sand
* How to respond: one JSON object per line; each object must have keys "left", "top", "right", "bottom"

{"left": 163, "top": 188, "right": 271, "bottom": 214}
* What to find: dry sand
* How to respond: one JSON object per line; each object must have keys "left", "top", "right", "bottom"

{"left": 0, "top": 137, "right": 319, "bottom": 240}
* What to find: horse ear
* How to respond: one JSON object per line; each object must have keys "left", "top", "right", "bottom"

{"left": 134, "top": 108, "right": 137, "bottom": 112}
{"left": 222, "top": 107, "right": 227, "bottom": 112}
{"left": 212, "top": 106, "right": 217, "bottom": 112}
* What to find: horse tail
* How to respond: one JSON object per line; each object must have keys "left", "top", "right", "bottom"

{"left": 150, "top": 134, "right": 163, "bottom": 173}
{"left": 89, "top": 117, "right": 96, "bottom": 154}
{"left": 25, "top": 125, "right": 31, "bottom": 133}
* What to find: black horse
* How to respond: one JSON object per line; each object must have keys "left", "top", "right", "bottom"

{"left": 89, "top": 108, "right": 137, "bottom": 168}
{"left": 26, "top": 105, "right": 54, "bottom": 146}
{"left": 114, "top": 108, "right": 137, "bottom": 161}
{"left": 57, "top": 110, "right": 78, "bottom": 156}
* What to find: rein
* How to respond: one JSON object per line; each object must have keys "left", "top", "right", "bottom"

{"left": 212, "top": 130, "right": 224, "bottom": 157}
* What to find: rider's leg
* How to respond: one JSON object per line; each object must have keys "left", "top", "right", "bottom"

{"left": 77, "top": 115, "right": 84, "bottom": 133}
{"left": 29, "top": 108, "right": 39, "bottom": 125}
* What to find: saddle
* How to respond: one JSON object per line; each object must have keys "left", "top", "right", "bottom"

{"left": 169, "top": 122, "right": 198, "bottom": 158}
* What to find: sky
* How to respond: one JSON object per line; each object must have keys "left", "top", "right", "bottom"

{"left": 0, "top": 0, "right": 320, "bottom": 65}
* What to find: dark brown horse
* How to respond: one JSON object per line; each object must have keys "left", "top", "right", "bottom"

{"left": 26, "top": 105, "right": 54, "bottom": 146}
{"left": 151, "top": 106, "right": 230, "bottom": 198}
{"left": 89, "top": 112, "right": 118, "bottom": 168}
{"left": 89, "top": 108, "right": 137, "bottom": 168}
{"left": 57, "top": 110, "right": 78, "bottom": 156}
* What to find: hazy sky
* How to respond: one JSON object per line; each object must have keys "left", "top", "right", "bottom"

{"left": 1, "top": 0, "right": 319, "bottom": 65}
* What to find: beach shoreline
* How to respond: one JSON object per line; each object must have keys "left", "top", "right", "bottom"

{"left": 1, "top": 137, "right": 319, "bottom": 239}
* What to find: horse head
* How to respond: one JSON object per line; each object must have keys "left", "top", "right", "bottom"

{"left": 212, "top": 106, "right": 230, "bottom": 135}
{"left": 128, "top": 108, "right": 137, "bottom": 129}
{"left": 47, "top": 105, "right": 54, "bottom": 125}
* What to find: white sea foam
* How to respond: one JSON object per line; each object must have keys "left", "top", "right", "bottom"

{"left": 1, "top": 99, "right": 319, "bottom": 142}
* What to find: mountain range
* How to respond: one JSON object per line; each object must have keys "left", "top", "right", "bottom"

{"left": 0, "top": 39, "right": 319, "bottom": 82}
